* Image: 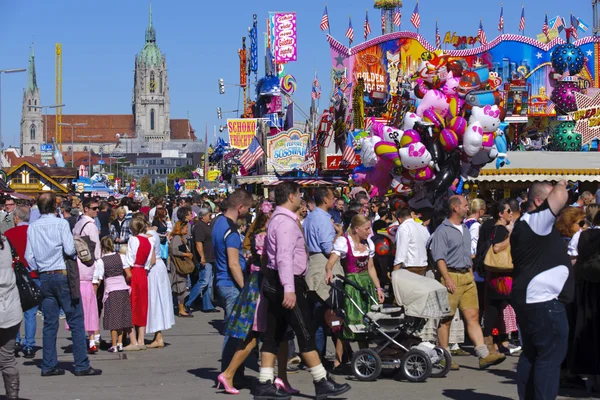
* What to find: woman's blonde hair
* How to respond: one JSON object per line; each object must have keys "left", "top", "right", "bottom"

{"left": 469, "top": 198, "right": 486, "bottom": 215}
{"left": 349, "top": 214, "right": 371, "bottom": 233}
{"left": 555, "top": 207, "right": 585, "bottom": 238}
{"left": 586, "top": 204, "right": 600, "bottom": 226}
{"left": 115, "top": 207, "right": 126, "bottom": 218}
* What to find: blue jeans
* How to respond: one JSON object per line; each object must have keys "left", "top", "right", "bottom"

{"left": 39, "top": 274, "right": 90, "bottom": 374}
{"left": 515, "top": 299, "right": 569, "bottom": 400}
{"left": 16, "top": 278, "right": 40, "bottom": 349}
{"left": 185, "top": 263, "right": 215, "bottom": 311}
{"left": 216, "top": 285, "right": 243, "bottom": 376}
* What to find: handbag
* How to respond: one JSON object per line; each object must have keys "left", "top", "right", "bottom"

{"left": 170, "top": 238, "right": 195, "bottom": 275}
{"left": 483, "top": 227, "right": 514, "bottom": 272}
{"left": 7, "top": 239, "right": 42, "bottom": 311}
{"left": 324, "top": 286, "right": 344, "bottom": 332}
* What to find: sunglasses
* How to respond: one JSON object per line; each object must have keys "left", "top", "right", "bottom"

{"left": 504, "top": 208, "right": 513, "bottom": 214}
{"left": 91, "top": 206, "right": 99, "bottom": 211}
{"left": 578, "top": 220, "right": 587, "bottom": 228}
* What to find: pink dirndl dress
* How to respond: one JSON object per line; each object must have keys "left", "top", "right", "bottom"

{"left": 66, "top": 260, "right": 99, "bottom": 333}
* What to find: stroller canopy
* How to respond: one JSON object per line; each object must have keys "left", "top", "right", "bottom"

{"left": 391, "top": 270, "right": 451, "bottom": 319}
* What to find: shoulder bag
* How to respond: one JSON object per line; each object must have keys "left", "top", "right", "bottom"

{"left": 483, "top": 226, "right": 514, "bottom": 272}
{"left": 6, "top": 238, "right": 43, "bottom": 311}
{"left": 170, "top": 236, "right": 195, "bottom": 275}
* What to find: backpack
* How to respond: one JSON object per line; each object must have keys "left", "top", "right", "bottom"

{"left": 74, "top": 221, "right": 97, "bottom": 267}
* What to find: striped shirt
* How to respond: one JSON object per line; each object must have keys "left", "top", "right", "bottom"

{"left": 25, "top": 214, "right": 76, "bottom": 272}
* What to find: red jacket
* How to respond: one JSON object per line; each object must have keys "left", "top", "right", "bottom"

{"left": 4, "top": 224, "right": 37, "bottom": 278}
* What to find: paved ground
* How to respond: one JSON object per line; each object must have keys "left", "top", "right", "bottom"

{"left": 9, "top": 311, "right": 597, "bottom": 400}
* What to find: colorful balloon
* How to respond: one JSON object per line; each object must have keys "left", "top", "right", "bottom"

{"left": 550, "top": 81, "right": 580, "bottom": 114}
{"left": 416, "top": 89, "right": 450, "bottom": 117}
{"left": 399, "top": 129, "right": 421, "bottom": 148}
{"left": 440, "top": 129, "right": 459, "bottom": 151}
{"left": 374, "top": 141, "right": 402, "bottom": 167}
{"left": 402, "top": 112, "right": 422, "bottom": 131}
{"left": 448, "top": 116, "right": 467, "bottom": 137}
{"left": 422, "top": 109, "right": 445, "bottom": 131}
{"left": 463, "top": 121, "right": 484, "bottom": 156}
{"left": 399, "top": 142, "right": 432, "bottom": 170}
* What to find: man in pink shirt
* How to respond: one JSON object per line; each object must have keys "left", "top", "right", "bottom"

{"left": 254, "top": 182, "right": 351, "bottom": 400}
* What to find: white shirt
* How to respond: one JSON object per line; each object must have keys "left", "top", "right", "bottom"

{"left": 149, "top": 207, "right": 157, "bottom": 222}
{"left": 125, "top": 235, "right": 155, "bottom": 270}
{"left": 92, "top": 252, "right": 128, "bottom": 283}
{"left": 466, "top": 219, "right": 481, "bottom": 256}
{"left": 394, "top": 218, "right": 430, "bottom": 267}
{"left": 567, "top": 229, "right": 582, "bottom": 257}
{"left": 332, "top": 236, "right": 375, "bottom": 258}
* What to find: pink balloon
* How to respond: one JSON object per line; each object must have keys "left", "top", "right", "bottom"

{"left": 448, "top": 116, "right": 467, "bottom": 138}
{"left": 369, "top": 158, "right": 394, "bottom": 195}
{"left": 416, "top": 89, "right": 450, "bottom": 117}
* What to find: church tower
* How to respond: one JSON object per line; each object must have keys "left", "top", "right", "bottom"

{"left": 20, "top": 44, "right": 43, "bottom": 156}
{"left": 132, "top": 3, "right": 170, "bottom": 143}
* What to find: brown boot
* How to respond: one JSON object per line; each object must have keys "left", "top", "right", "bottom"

{"left": 479, "top": 351, "right": 506, "bottom": 370}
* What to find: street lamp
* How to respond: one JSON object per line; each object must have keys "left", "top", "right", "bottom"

{"left": 0, "top": 68, "right": 26, "bottom": 168}
{"left": 58, "top": 122, "right": 87, "bottom": 166}
{"left": 31, "top": 104, "right": 65, "bottom": 144}
{"left": 78, "top": 134, "right": 101, "bottom": 173}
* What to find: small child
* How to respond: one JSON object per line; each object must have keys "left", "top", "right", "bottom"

{"left": 93, "top": 237, "right": 132, "bottom": 352}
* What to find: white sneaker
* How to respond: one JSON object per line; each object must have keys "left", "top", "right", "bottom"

{"left": 506, "top": 343, "right": 521, "bottom": 354}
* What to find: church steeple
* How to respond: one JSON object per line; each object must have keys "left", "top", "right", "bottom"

{"left": 27, "top": 43, "right": 37, "bottom": 94}
{"left": 145, "top": 2, "right": 156, "bottom": 43}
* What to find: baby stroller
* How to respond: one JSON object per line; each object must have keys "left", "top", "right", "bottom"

{"left": 329, "top": 269, "right": 452, "bottom": 382}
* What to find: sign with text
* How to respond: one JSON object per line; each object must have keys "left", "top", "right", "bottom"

{"left": 184, "top": 179, "right": 199, "bottom": 190}
{"left": 227, "top": 118, "right": 257, "bottom": 150}
{"left": 266, "top": 128, "right": 309, "bottom": 172}
{"left": 207, "top": 170, "right": 221, "bottom": 181}
{"left": 273, "top": 12, "right": 297, "bottom": 63}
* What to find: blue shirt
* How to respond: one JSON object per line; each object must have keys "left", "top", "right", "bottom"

{"left": 25, "top": 214, "right": 76, "bottom": 272}
{"left": 212, "top": 215, "right": 246, "bottom": 287}
{"left": 304, "top": 207, "right": 336, "bottom": 255}
{"left": 329, "top": 209, "right": 343, "bottom": 225}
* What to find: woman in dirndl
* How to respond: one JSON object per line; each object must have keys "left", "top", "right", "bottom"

{"left": 123, "top": 217, "right": 154, "bottom": 351}
{"left": 325, "top": 213, "right": 385, "bottom": 372}
{"left": 217, "top": 202, "right": 296, "bottom": 395}
{"left": 93, "top": 236, "right": 132, "bottom": 353}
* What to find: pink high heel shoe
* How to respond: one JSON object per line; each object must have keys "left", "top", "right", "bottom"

{"left": 274, "top": 377, "right": 300, "bottom": 395}
{"left": 216, "top": 373, "right": 239, "bottom": 395}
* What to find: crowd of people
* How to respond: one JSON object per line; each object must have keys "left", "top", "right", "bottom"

{"left": 1, "top": 182, "right": 600, "bottom": 400}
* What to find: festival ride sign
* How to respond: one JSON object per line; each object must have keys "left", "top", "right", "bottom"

{"left": 227, "top": 118, "right": 257, "bottom": 150}
{"left": 273, "top": 12, "right": 297, "bottom": 63}
{"left": 266, "top": 128, "right": 309, "bottom": 173}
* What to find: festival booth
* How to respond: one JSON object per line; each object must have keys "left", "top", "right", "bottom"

{"left": 5, "top": 161, "right": 76, "bottom": 195}
{"left": 318, "top": 24, "right": 600, "bottom": 205}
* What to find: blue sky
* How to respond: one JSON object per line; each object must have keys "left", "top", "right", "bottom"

{"left": 0, "top": 0, "right": 590, "bottom": 148}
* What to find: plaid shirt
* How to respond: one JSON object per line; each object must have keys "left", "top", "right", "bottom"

{"left": 110, "top": 213, "right": 132, "bottom": 252}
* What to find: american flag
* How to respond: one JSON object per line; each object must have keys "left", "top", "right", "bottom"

{"left": 346, "top": 18, "right": 354, "bottom": 44}
{"left": 498, "top": 5, "right": 504, "bottom": 32}
{"left": 435, "top": 20, "right": 441, "bottom": 48}
{"left": 393, "top": 6, "right": 401, "bottom": 27}
{"left": 381, "top": 11, "right": 386, "bottom": 34}
{"left": 306, "top": 135, "right": 319, "bottom": 161}
{"left": 320, "top": 6, "right": 329, "bottom": 31}
{"left": 571, "top": 15, "right": 579, "bottom": 40}
{"left": 364, "top": 10, "right": 371, "bottom": 40}
{"left": 519, "top": 6, "right": 525, "bottom": 32}
{"left": 545, "top": 101, "right": 555, "bottom": 115}
{"left": 311, "top": 74, "right": 321, "bottom": 100}
{"left": 410, "top": 3, "right": 420, "bottom": 29}
{"left": 341, "top": 133, "right": 356, "bottom": 166}
{"left": 239, "top": 136, "right": 265, "bottom": 171}
{"left": 478, "top": 19, "right": 487, "bottom": 45}
{"left": 542, "top": 14, "right": 549, "bottom": 38}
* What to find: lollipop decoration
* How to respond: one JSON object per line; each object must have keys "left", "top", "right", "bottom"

{"left": 280, "top": 74, "right": 297, "bottom": 95}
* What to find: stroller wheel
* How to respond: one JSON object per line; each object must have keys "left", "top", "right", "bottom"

{"left": 351, "top": 349, "right": 382, "bottom": 381}
{"left": 401, "top": 348, "right": 432, "bottom": 382}
{"left": 430, "top": 347, "right": 452, "bottom": 378}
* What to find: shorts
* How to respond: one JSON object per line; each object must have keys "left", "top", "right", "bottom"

{"left": 442, "top": 270, "right": 479, "bottom": 317}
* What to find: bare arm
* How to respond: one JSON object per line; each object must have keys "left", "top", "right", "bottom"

{"left": 493, "top": 237, "right": 511, "bottom": 253}
{"left": 324, "top": 253, "right": 340, "bottom": 284}
{"left": 195, "top": 242, "right": 205, "bottom": 263}
{"left": 548, "top": 180, "right": 569, "bottom": 216}
{"left": 226, "top": 247, "right": 245, "bottom": 288}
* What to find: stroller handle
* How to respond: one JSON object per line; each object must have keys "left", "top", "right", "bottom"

{"left": 336, "top": 274, "right": 365, "bottom": 292}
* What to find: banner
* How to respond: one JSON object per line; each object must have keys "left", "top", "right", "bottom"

{"left": 207, "top": 170, "right": 221, "bottom": 181}
{"left": 266, "top": 128, "right": 309, "bottom": 172}
{"left": 184, "top": 179, "right": 199, "bottom": 190}
{"left": 227, "top": 118, "right": 257, "bottom": 150}
{"left": 273, "top": 12, "right": 297, "bottom": 63}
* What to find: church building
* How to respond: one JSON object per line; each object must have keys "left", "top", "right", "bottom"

{"left": 19, "top": 4, "right": 202, "bottom": 162}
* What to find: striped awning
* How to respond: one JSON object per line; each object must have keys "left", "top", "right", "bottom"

{"left": 265, "top": 179, "right": 348, "bottom": 187}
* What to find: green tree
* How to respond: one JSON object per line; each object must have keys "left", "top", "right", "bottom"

{"left": 167, "top": 165, "right": 196, "bottom": 194}
{"left": 140, "top": 175, "right": 152, "bottom": 193}
{"left": 151, "top": 182, "right": 167, "bottom": 197}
